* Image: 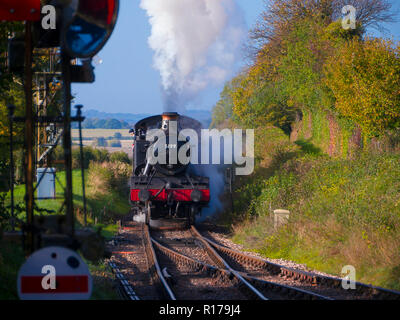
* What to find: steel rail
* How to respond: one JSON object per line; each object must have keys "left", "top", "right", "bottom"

{"left": 151, "top": 234, "right": 331, "bottom": 300}
{"left": 190, "top": 226, "right": 267, "bottom": 300}
{"left": 201, "top": 232, "right": 400, "bottom": 300}
{"left": 151, "top": 237, "right": 221, "bottom": 274}
{"left": 151, "top": 236, "right": 267, "bottom": 299}
{"left": 108, "top": 261, "right": 140, "bottom": 300}
{"left": 240, "top": 274, "right": 333, "bottom": 300}
{"left": 143, "top": 225, "right": 176, "bottom": 300}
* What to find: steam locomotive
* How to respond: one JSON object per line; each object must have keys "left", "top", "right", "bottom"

{"left": 129, "top": 112, "right": 210, "bottom": 226}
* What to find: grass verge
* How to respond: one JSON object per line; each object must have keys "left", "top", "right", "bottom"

{"left": 221, "top": 126, "right": 400, "bottom": 290}
{"left": 1, "top": 161, "right": 131, "bottom": 299}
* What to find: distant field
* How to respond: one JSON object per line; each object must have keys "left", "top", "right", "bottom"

{"left": 71, "top": 129, "right": 131, "bottom": 139}
{"left": 71, "top": 129, "right": 133, "bottom": 157}
{"left": 77, "top": 140, "right": 132, "bottom": 148}
{"left": 83, "top": 140, "right": 132, "bottom": 147}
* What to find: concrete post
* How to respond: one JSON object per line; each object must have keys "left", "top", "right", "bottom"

{"left": 273, "top": 209, "right": 290, "bottom": 230}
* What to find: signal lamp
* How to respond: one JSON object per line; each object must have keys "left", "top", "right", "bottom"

{"left": 190, "top": 189, "right": 203, "bottom": 203}
{"left": 139, "top": 190, "right": 150, "bottom": 202}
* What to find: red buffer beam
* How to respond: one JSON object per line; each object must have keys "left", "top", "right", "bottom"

{"left": 130, "top": 189, "right": 210, "bottom": 202}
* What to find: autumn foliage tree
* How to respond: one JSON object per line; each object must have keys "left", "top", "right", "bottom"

{"left": 213, "top": 0, "right": 398, "bottom": 144}
{"left": 225, "top": 15, "right": 354, "bottom": 133}
{"left": 250, "top": 0, "right": 394, "bottom": 52}
{"left": 325, "top": 38, "right": 400, "bottom": 137}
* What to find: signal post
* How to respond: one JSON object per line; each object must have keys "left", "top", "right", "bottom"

{"left": 3, "top": 0, "right": 119, "bottom": 271}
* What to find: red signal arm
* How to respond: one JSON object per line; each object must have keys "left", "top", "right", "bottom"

{"left": 0, "top": 0, "right": 41, "bottom": 21}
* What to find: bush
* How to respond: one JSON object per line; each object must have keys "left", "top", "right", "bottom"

{"left": 110, "top": 151, "right": 130, "bottom": 164}
{"left": 87, "top": 161, "right": 130, "bottom": 196}
{"left": 71, "top": 147, "right": 99, "bottom": 169}
{"left": 254, "top": 126, "right": 297, "bottom": 167}
{"left": 93, "top": 148, "right": 110, "bottom": 163}
{"left": 51, "top": 146, "right": 111, "bottom": 170}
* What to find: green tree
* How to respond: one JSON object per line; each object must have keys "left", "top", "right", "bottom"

{"left": 105, "top": 119, "right": 123, "bottom": 129}
{"left": 211, "top": 78, "right": 241, "bottom": 128}
{"left": 93, "top": 137, "right": 108, "bottom": 147}
{"left": 109, "top": 140, "right": 121, "bottom": 147}
{"left": 0, "top": 22, "right": 24, "bottom": 191}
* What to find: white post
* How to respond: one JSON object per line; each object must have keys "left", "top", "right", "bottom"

{"left": 273, "top": 209, "right": 290, "bottom": 230}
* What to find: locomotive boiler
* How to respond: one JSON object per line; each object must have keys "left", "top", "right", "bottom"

{"left": 129, "top": 112, "right": 210, "bottom": 226}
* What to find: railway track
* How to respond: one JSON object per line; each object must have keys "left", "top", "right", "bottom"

{"left": 152, "top": 226, "right": 332, "bottom": 300}
{"left": 198, "top": 226, "right": 400, "bottom": 300}
{"left": 151, "top": 229, "right": 263, "bottom": 300}
{"left": 107, "top": 221, "right": 400, "bottom": 300}
{"left": 108, "top": 221, "right": 175, "bottom": 300}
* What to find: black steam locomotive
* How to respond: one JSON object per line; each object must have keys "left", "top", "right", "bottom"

{"left": 129, "top": 112, "right": 210, "bottom": 226}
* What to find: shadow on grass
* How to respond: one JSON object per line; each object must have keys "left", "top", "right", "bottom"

{"left": 0, "top": 242, "right": 25, "bottom": 299}
{"left": 295, "top": 139, "right": 322, "bottom": 155}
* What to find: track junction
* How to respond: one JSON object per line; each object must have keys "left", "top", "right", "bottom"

{"left": 107, "top": 218, "right": 400, "bottom": 301}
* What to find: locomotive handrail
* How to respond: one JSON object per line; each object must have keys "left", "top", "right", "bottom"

{"left": 185, "top": 173, "right": 195, "bottom": 189}
{"left": 152, "top": 183, "right": 166, "bottom": 200}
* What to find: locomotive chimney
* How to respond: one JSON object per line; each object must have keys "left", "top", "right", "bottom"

{"left": 162, "top": 112, "right": 179, "bottom": 121}
{"left": 161, "top": 112, "right": 179, "bottom": 131}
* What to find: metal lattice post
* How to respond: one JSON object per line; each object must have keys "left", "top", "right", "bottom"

{"left": 24, "top": 22, "right": 35, "bottom": 254}
{"left": 7, "top": 104, "right": 15, "bottom": 232}
{"left": 61, "top": 53, "right": 74, "bottom": 239}
{"left": 75, "top": 104, "right": 87, "bottom": 227}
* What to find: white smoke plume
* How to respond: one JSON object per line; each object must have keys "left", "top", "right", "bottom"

{"left": 140, "top": 0, "right": 245, "bottom": 112}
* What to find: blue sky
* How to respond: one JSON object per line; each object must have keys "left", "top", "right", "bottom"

{"left": 71, "top": 1, "right": 265, "bottom": 115}
{"left": 72, "top": 0, "right": 400, "bottom": 115}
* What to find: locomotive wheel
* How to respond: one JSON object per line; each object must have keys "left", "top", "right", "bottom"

{"left": 188, "top": 206, "right": 197, "bottom": 226}
{"left": 188, "top": 214, "right": 195, "bottom": 226}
